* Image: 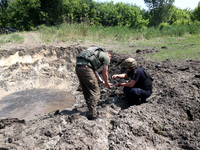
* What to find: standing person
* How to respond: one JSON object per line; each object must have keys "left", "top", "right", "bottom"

{"left": 112, "top": 58, "right": 153, "bottom": 105}
{"left": 76, "top": 47, "right": 112, "bottom": 120}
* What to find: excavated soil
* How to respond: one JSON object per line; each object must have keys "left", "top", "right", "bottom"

{"left": 0, "top": 45, "right": 200, "bottom": 150}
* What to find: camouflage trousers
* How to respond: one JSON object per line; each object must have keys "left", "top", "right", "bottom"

{"left": 75, "top": 65, "right": 100, "bottom": 118}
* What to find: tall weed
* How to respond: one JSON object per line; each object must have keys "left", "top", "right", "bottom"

{"left": 161, "top": 24, "right": 200, "bottom": 37}
{"left": 39, "top": 23, "right": 200, "bottom": 43}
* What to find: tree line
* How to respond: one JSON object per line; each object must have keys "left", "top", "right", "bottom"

{"left": 0, "top": 0, "right": 200, "bottom": 31}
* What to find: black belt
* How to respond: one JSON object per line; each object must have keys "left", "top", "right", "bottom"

{"left": 76, "top": 64, "right": 91, "bottom": 69}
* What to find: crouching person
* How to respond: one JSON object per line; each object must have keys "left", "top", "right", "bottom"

{"left": 112, "top": 58, "right": 153, "bottom": 105}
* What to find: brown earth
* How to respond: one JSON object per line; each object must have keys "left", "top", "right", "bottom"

{"left": 0, "top": 33, "right": 200, "bottom": 150}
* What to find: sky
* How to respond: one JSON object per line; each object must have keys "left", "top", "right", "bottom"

{"left": 94, "top": 0, "right": 200, "bottom": 10}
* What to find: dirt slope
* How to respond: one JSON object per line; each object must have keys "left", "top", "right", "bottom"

{"left": 0, "top": 43, "right": 199, "bottom": 149}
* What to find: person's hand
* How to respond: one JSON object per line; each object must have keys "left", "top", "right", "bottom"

{"left": 103, "top": 82, "right": 112, "bottom": 88}
{"left": 114, "top": 81, "right": 119, "bottom": 87}
{"left": 112, "top": 75, "right": 118, "bottom": 79}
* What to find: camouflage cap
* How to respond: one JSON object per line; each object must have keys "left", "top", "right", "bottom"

{"left": 122, "top": 58, "right": 137, "bottom": 68}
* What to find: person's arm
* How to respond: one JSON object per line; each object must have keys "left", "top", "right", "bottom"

{"left": 94, "top": 71, "right": 105, "bottom": 84}
{"left": 112, "top": 73, "right": 128, "bottom": 79}
{"left": 115, "top": 79, "right": 136, "bottom": 87}
{"left": 102, "top": 64, "right": 111, "bottom": 88}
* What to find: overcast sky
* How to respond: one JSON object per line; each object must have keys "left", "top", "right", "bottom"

{"left": 94, "top": 0, "right": 200, "bottom": 10}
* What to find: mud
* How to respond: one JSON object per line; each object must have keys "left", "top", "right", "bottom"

{"left": 0, "top": 45, "right": 200, "bottom": 150}
{"left": 0, "top": 89, "right": 76, "bottom": 118}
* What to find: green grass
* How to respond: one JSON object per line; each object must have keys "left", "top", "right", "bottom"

{"left": 39, "top": 23, "right": 90, "bottom": 43}
{"left": 113, "top": 34, "right": 200, "bottom": 60}
{"left": 1, "top": 23, "right": 199, "bottom": 61}
{"left": 0, "top": 33, "right": 24, "bottom": 44}
{"left": 137, "top": 35, "right": 200, "bottom": 60}
{"left": 39, "top": 23, "right": 147, "bottom": 43}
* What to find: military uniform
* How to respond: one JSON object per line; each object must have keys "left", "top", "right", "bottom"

{"left": 76, "top": 47, "right": 110, "bottom": 119}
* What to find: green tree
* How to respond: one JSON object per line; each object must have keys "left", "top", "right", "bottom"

{"left": 0, "top": 0, "right": 9, "bottom": 27}
{"left": 7, "top": 0, "right": 43, "bottom": 30}
{"left": 85, "top": 0, "right": 99, "bottom": 25}
{"left": 147, "top": 4, "right": 174, "bottom": 26}
{"left": 116, "top": 2, "right": 133, "bottom": 27}
{"left": 116, "top": 3, "right": 148, "bottom": 28}
{"left": 63, "top": 0, "right": 90, "bottom": 23}
{"left": 144, "top": 0, "right": 174, "bottom": 9}
{"left": 40, "top": 0, "right": 63, "bottom": 25}
{"left": 169, "top": 7, "right": 192, "bottom": 25}
{"left": 144, "top": 0, "right": 175, "bottom": 26}
{"left": 193, "top": 2, "right": 200, "bottom": 22}
{"left": 0, "top": 0, "right": 9, "bottom": 13}
{"left": 96, "top": 2, "right": 118, "bottom": 26}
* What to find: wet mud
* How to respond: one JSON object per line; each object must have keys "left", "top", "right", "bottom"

{"left": 0, "top": 45, "right": 200, "bottom": 150}
{"left": 0, "top": 89, "right": 76, "bottom": 119}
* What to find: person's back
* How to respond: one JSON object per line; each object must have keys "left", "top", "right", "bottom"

{"left": 76, "top": 47, "right": 110, "bottom": 70}
{"left": 127, "top": 66, "right": 153, "bottom": 91}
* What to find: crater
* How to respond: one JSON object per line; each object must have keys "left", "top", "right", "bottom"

{"left": 0, "top": 46, "right": 82, "bottom": 119}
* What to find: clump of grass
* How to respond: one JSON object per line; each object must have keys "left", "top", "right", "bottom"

{"left": 160, "top": 24, "right": 200, "bottom": 37}
{"left": 144, "top": 27, "right": 161, "bottom": 39}
{"left": 39, "top": 25, "right": 58, "bottom": 43}
{"left": 39, "top": 22, "right": 91, "bottom": 43}
{"left": 0, "top": 33, "right": 24, "bottom": 44}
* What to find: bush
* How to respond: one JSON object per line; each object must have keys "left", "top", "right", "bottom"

{"left": 158, "top": 22, "right": 169, "bottom": 30}
{"left": 188, "top": 23, "right": 200, "bottom": 35}
{"left": 193, "top": 2, "right": 200, "bottom": 21}
{"left": 144, "top": 27, "right": 160, "bottom": 39}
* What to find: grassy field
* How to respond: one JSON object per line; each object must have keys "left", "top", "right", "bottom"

{"left": 0, "top": 33, "right": 24, "bottom": 44}
{"left": 129, "top": 35, "right": 200, "bottom": 60}
{"left": 1, "top": 23, "right": 199, "bottom": 61}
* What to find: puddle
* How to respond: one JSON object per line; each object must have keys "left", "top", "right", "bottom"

{"left": 0, "top": 89, "right": 76, "bottom": 119}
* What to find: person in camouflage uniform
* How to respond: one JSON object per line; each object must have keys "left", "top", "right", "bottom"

{"left": 76, "top": 47, "right": 112, "bottom": 120}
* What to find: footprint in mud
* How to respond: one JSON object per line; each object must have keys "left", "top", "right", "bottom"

{"left": 0, "top": 89, "right": 76, "bottom": 119}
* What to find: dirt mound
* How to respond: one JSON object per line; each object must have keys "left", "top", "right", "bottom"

{"left": 0, "top": 45, "right": 199, "bottom": 149}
